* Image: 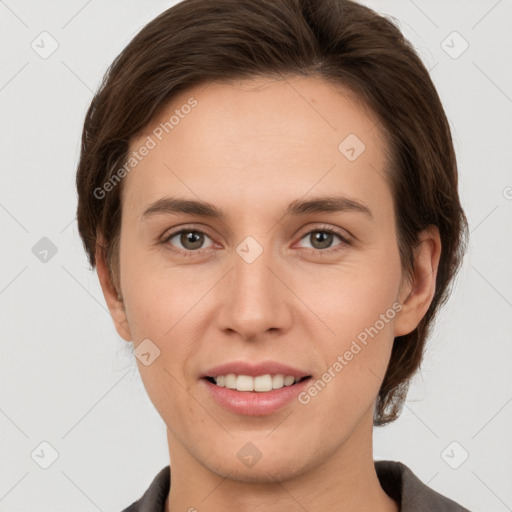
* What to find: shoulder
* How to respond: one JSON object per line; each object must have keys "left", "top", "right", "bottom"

{"left": 121, "top": 465, "right": 170, "bottom": 512}
{"left": 375, "top": 460, "right": 471, "bottom": 512}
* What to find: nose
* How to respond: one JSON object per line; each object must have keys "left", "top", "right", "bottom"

{"left": 216, "top": 242, "right": 293, "bottom": 342}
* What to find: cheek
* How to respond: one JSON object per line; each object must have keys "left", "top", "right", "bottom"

{"left": 295, "top": 250, "right": 401, "bottom": 398}
{"left": 122, "top": 261, "right": 202, "bottom": 418}
{"left": 120, "top": 246, "right": 209, "bottom": 340}
{"left": 297, "top": 253, "right": 402, "bottom": 342}
{"left": 295, "top": 282, "right": 399, "bottom": 434}
{"left": 119, "top": 251, "right": 213, "bottom": 411}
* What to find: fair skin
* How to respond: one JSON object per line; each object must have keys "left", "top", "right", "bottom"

{"left": 96, "top": 75, "right": 441, "bottom": 512}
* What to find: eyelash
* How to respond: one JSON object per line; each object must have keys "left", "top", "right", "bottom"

{"left": 161, "top": 225, "right": 351, "bottom": 258}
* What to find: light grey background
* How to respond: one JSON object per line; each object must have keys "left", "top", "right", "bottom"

{"left": 1, "top": 0, "right": 511, "bottom": 511}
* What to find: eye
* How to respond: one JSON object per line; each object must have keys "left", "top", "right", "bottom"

{"left": 161, "top": 225, "right": 350, "bottom": 257}
{"left": 162, "top": 228, "right": 214, "bottom": 254}
{"left": 296, "top": 227, "right": 349, "bottom": 254}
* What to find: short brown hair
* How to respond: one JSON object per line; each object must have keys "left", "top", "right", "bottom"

{"left": 76, "top": 0, "right": 469, "bottom": 425}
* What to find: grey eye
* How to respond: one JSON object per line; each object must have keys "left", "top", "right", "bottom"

{"left": 298, "top": 230, "right": 343, "bottom": 251}
{"left": 166, "top": 230, "right": 213, "bottom": 251}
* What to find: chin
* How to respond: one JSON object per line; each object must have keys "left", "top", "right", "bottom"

{"left": 196, "top": 435, "right": 331, "bottom": 485}
{"left": 204, "top": 454, "right": 315, "bottom": 484}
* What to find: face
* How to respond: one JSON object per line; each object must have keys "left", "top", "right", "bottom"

{"left": 107, "top": 75, "right": 415, "bottom": 482}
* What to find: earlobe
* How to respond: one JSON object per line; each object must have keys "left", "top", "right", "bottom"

{"left": 95, "top": 240, "right": 133, "bottom": 342}
{"left": 393, "top": 226, "right": 442, "bottom": 337}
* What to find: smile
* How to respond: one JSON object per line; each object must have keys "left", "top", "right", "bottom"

{"left": 202, "top": 375, "right": 312, "bottom": 416}
{"left": 206, "top": 373, "right": 310, "bottom": 392}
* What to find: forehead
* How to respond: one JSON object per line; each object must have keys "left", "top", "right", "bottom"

{"left": 123, "top": 75, "right": 391, "bottom": 220}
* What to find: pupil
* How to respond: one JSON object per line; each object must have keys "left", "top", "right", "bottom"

{"left": 313, "top": 232, "right": 331, "bottom": 249}
{"left": 182, "top": 231, "right": 203, "bottom": 249}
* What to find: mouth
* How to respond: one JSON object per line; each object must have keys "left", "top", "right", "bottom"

{"left": 201, "top": 365, "right": 313, "bottom": 416}
{"left": 200, "top": 361, "right": 313, "bottom": 415}
{"left": 203, "top": 374, "right": 312, "bottom": 392}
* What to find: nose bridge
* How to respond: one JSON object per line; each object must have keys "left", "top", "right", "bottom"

{"left": 217, "top": 236, "right": 291, "bottom": 339}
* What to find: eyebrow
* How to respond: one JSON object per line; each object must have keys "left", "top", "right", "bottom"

{"left": 141, "top": 195, "right": 373, "bottom": 221}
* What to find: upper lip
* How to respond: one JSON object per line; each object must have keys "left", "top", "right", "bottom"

{"left": 201, "top": 361, "right": 311, "bottom": 379}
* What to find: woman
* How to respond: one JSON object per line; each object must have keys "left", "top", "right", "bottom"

{"left": 75, "top": 0, "right": 470, "bottom": 510}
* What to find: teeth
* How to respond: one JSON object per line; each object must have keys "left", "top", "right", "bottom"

{"left": 272, "top": 374, "right": 284, "bottom": 388}
{"left": 283, "top": 375, "right": 295, "bottom": 386}
{"left": 213, "top": 373, "right": 303, "bottom": 392}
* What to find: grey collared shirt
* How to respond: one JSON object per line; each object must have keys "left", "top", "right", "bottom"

{"left": 121, "top": 460, "right": 471, "bottom": 511}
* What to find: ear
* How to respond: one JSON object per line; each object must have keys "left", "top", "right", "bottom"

{"left": 394, "top": 225, "right": 442, "bottom": 337}
{"left": 95, "top": 238, "right": 133, "bottom": 342}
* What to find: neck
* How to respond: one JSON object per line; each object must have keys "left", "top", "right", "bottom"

{"left": 164, "top": 411, "right": 398, "bottom": 512}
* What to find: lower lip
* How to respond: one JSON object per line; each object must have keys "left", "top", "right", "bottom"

{"left": 202, "top": 377, "right": 312, "bottom": 416}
